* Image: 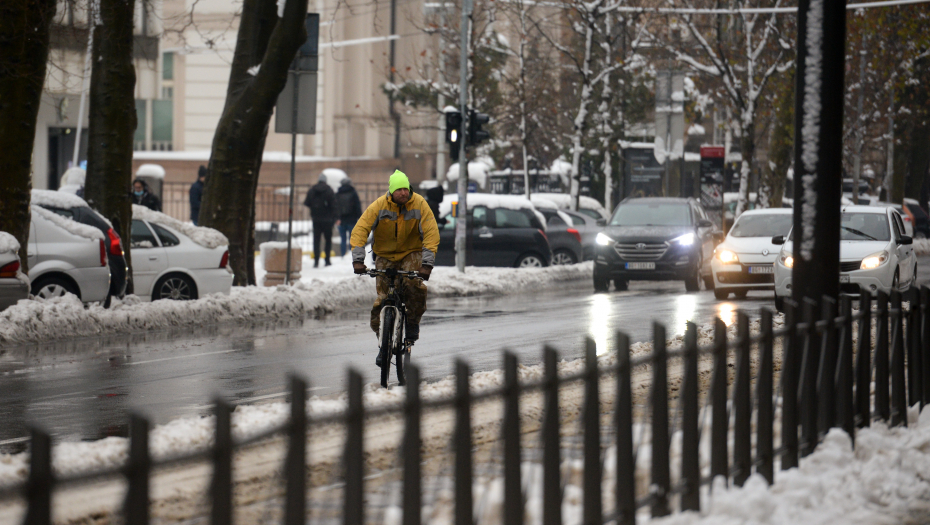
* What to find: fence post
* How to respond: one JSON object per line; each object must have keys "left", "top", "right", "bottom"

{"left": 733, "top": 312, "right": 752, "bottom": 487}
{"left": 756, "top": 309, "right": 774, "bottom": 484}
{"left": 210, "top": 399, "right": 233, "bottom": 525}
{"left": 650, "top": 322, "right": 671, "bottom": 518}
{"left": 890, "top": 291, "right": 908, "bottom": 427}
{"left": 542, "top": 347, "right": 562, "bottom": 525}
{"left": 835, "top": 296, "right": 855, "bottom": 442}
{"left": 503, "top": 352, "right": 523, "bottom": 525}
{"left": 875, "top": 291, "right": 890, "bottom": 422}
{"left": 285, "top": 376, "right": 307, "bottom": 525}
{"left": 125, "top": 413, "right": 151, "bottom": 525}
{"left": 817, "top": 295, "right": 838, "bottom": 439}
{"left": 907, "top": 288, "right": 922, "bottom": 409}
{"left": 344, "top": 370, "right": 364, "bottom": 525}
{"left": 24, "top": 427, "right": 52, "bottom": 525}
{"left": 799, "top": 298, "right": 819, "bottom": 457}
{"left": 710, "top": 318, "right": 729, "bottom": 485}
{"left": 855, "top": 291, "right": 872, "bottom": 428}
{"left": 922, "top": 286, "right": 930, "bottom": 406}
{"left": 582, "top": 338, "right": 602, "bottom": 525}
{"left": 680, "top": 322, "right": 700, "bottom": 511}
{"left": 781, "top": 299, "right": 799, "bottom": 470}
{"left": 403, "top": 366, "right": 422, "bottom": 525}
{"left": 454, "top": 361, "right": 473, "bottom": 525}
{"left": 614, "top": 333, "right": 635, "bottom": 525}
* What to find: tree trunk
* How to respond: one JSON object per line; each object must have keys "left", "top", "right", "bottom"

{"left": 84, "top": 0, "right": 138, "bottom": 290}
{"left": 0, "top": 0, "right": 56, "bottom": 272}
{"left": 735, "top": 120, "right": 755, "bottom": 216}
{"left": 200, "top": 0, "right": 309, "bottom": 286}
{"left": 760, "top": 71, "right": 795, "bottom": 209}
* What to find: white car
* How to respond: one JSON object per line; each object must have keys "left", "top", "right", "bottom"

{"left": 0, "top": 232, "right": 29, "bottom": 310}
{"left": 712, "top": 208, "right": 793, "bottom": 300}
{"left": 774, "top": 205, "right": 916, "bottom": 311}
{"left": 28, "top": 206, "right": 111, "bottom": 303}
{"left": 130, "top": 206, "right": 232, "bottom": 301}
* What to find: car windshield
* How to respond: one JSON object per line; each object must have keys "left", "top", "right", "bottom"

{"left": 729, "top": 214, "right": 793, "bottom": 238}
{"left": 840, "top": 212, "right": 890, "bottom": 241}
{"left": 610, "top": 202, "right": 691, "bottom": 227}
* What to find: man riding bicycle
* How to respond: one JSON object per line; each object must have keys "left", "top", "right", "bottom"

{"left": 351, "top": 170, "right": 439, "bottom": 366}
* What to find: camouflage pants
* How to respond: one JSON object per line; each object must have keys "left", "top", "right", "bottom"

{"left": 370, "top": 252, "right": 428, "bottom": 335}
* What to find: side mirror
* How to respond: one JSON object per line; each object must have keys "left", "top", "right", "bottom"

{"left": 771, "top": 235, "right": 785, "bottom": 245}
{"left": 697, "top": 219, "right": 713, "bottom": 228}
{"left": 596, "top": 219, "right": 607, "bottom": 227}
{"left": 899, "top": 235, "right": 913, "bottom": 245}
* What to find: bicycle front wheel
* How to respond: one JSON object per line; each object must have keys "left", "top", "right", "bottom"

{"left": 380, "top": 308, "right": 395, "bottom": 388}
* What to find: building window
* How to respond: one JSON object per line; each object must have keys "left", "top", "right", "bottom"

{"left": 162, "top": 52, "right": 173, "bottom": 81}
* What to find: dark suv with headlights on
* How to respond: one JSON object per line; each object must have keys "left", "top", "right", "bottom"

{"left": 593, "top": 197, "right": 722, "bottom": 292}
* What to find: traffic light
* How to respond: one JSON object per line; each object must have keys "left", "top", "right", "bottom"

{"left": 445, "top": 110, "right": 463, "bottom": 162}
{"left": 467, "top": 110, "right": 490, "bottom": 146}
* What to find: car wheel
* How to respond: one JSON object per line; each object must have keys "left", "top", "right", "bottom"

{"left": 516, "top": 253, "right": 545, "bottom": 268}
{"left": 774, "top": 295, "right": 785, "bottom": 312}
{"left": 614, "top": 278, "right": 628, "bottom": 291}
{"left": 593, "top": 272, "right": 609, "bottom": 293}
{"left": 31, "top": 276, "right": 80, "bottom": 300}
{"left": 734, "top": 290, "right": 748, "bottom": 299}
{"left": 892, "top": 269, "right": 899, "bottom": 293}
{"left": 684, "top": 262, "right": 702, "bottom": 292}
{"left": 714, "top": 289, "right": 729, "bottom": 300}
{"left": 153, "top": 274, "right": 198, "bottom": 301}
{"left": 551, "top": 249, "right": 577, "bottom": 265}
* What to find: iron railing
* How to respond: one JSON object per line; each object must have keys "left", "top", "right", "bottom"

{"left": 4, "top": 286, "right": 930, "bottom": 524}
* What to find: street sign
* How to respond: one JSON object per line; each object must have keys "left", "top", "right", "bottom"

{"left": 700, "top": 145, "right": 725, "bottom": 229}
{"left": 275, "top": 71, "right": 317, "bottom": 134}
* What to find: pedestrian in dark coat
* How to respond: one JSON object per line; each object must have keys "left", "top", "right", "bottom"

{"left": 132, "top": 179, "right": 162, "bottom": 212}
{"left": 190, "top": 166, "right": 206, "bottom": 225}
{"left": 303, "top": 173, "right": 337, "bottom": 267}
{"left": 335, "top": 178, "right": 362, "bottom": 256}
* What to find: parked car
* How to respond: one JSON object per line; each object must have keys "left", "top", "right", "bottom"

{"left": 130, "top": 207, "right": 233, "bottom": 300}
{"left": 32, "top": 189, "right": 128, "bottom": 303}
{"left": 28, "top": 205, "right": 110, "bottom": 303}
{"left": 534, "top": 205, "right": 585, "bottom": 265}
{"left": 593, "top": 197, "right": 721, "bottom": 292}
{"left": 0, "top": 232, "right": 29, "bottom": 311}
{"left": 902, "top": 198, "right": 929, "bottom": 239}
{"left": 557, "top": 209, "right": 604, "bottom": 261}
{"left": 435, "top": 194, "right": 552, "bottom": 267}
{"left": 530, "top": 193, "right": 609, "bottom": 223}
{"left": 711, "top": 208, "right": 793, "bottom": 300}
{"left": 773, "top": 205, "right": 916, "bottom": 311}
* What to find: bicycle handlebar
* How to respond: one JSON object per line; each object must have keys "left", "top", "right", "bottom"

{"left": 364, "top": 268, "right": 422, "bottom": 280}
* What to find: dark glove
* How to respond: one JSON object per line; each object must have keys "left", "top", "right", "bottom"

{"left": 353, "top": 262, "right": 368, "bottom": 275}
{"left": 417, "top": 265, "right": 433, "bottom": 281}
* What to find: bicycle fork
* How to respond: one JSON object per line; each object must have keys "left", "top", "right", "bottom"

{"left": 379, "top": 304, "right": 405, "bottom": 353}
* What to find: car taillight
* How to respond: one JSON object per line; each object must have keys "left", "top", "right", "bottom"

{"left": 100, "top": 239, "right": 107, "bottom": 266}
{"left": 538, "top": 229, "right": 548, "bottom": 242}
{"left": 567, "top": 228, "right": 582, "bottom": 243}
{"left": 0, "top": 260, "right": 19, "bottom": 278}
{"left": 219, "top": 250, "right": 230, "bottom": 268}
{"left": 106, "top": 228, "right": 123, "bottom": 256}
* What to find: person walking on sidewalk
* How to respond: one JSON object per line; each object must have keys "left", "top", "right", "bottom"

{"left": 335, "top": 177, "right": 362, "bottom": 256}
{"left": 303, "top": 173, "right": 337, "bottom": 267}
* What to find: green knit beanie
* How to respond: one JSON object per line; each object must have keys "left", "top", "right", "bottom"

{"left": 389, "top": 170, "right": 410, "bottom": 194}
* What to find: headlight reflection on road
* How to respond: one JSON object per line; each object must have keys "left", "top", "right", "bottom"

{"left": 717, "top": 302, "right": 737, "bottom": 327}
{"left": 590, "top": 294, "right": 612, "bottom": 355}
{"left": 673, "top": 294, "right": 697, "bottom": 336}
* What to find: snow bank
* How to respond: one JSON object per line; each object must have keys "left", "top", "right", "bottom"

{"left": 31, "top": 206, "right": 104, "bottom": 241}
{"left": 0, "top": 232, "right": 19, "bottom": 255}
{"left": 132, "top": 205, "right": 228, "bottom": 249}
{"left": 446, "top": 158, "right": 494, "bottom": 190}
{"left": 31, "top": 188, "right": 90, "bottom": 210}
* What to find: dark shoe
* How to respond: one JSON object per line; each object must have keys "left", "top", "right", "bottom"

{"left": 325, "top": 259, "right": 332, "bottom": 266}
{"left": 313, "top": 259, "right": 319, "bottom": 268}
{"left": 404, "top": 323, "right": 419, "bottom": 343}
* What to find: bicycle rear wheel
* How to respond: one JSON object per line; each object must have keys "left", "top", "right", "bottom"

{"left": 396, "top": 342, "right": 410, "bottom": 386}
{"left": 380, "top": 309, "right": 395, "bottom": 388}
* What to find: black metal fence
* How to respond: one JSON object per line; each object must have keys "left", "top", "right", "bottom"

{"left": 5, "top": 286, "right": 930, "bottom": 524}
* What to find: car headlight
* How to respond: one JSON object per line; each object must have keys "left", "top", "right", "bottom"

{"left": 716, "top": 249, "right": 739, "bottom": 264}
{"left": 672, "top": 232, "right": 695, "bottom": 246}
{"left": 596, "top": 232, "right": 615, "bottom": 246}
{"left": 780, "top": 255, "right": 794, "bottom": 268}
{"left": 860, "top": 251, "right": 889, "bottom": 270}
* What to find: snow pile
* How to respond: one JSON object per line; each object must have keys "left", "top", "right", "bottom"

{"left": 132, "top": 205, "right": 228, "bottom": 249}
{"left": 31, "top": 188, "right": 90, "bottom": 210}
{"left": 549, "top": 158, "right": 573, "bottom": 188}
{"left": 57, "top": 168, "right": 86, "bottom": 195}
{"left": 320, "top": 168, "right": 348, "bottom": 192}
{"left": 0, "top": 232, "right": 19, "bottom": 254}
{"left": 446, "top": 158, "right": 494, "bottom": 190}
{"left": 31, "top": 206, "right": 104, "bottom": 241}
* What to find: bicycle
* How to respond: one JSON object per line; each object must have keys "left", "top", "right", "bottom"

{"left": 365, "top": 268, "right": 422, "bottom": 388}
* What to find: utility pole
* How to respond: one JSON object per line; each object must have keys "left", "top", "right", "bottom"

{"left": 455, "top": 0, "right": 472, "bottom": 273}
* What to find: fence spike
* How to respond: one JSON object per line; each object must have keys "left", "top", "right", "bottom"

{"left": 403, "top": 365, "right": 422, "bottom": 525}
{"left": 344, "top": 370, "right": 364, "bottom": 525}
{"left": 799, "top": 298, "right": 820, "bottom": 457}
{"left": 875, "top": 291, "right": 890, "bottom": 421}
{"left": 125, "top": 413, "right": 151, "bottom": 525}
{"left": 890, "top": 291, "right": 908, "bottom": 427}
{"left": 907, "top": 288, "right": 923, "bottom": 409}
{"left": 817, "top": 296, "right": 838, "bottom": 438}
{"left": 756, "top": 309, "right": 774, "bottom": 485}
{"left": 855, "top": 291, "right": 873, "bottom": 428}
{"left": 733, "top": 311, "right": 752, "bottom": 487}
{"left": 23, "top": 427, "right": 52, "bottom": 525}
{"left": 835, "top": 296, "right": 855, "bottom": 443}
{"left": 210, "top": 398, "right": 233, "bottom": 525}
{"left": 710, "top": 318, "right": 729, "bottom": 485}
{"left": 503, "top": 352, "right": 523, "bottom": 525}
{"left": 614, "top": 333, "right": 635, "bottom": 525}
{"left": 583, "top": 338, "right": 602, "bottom": 525}
{"left": 542, "top": 346, "right": 562, "bottom": 525}
{"left": 454, "top": 360, "right": 473, "bottom": 525}
{"left": 284, "top": 375, "right": 307, "bottom": 525}
{"left": 780, "top": 299, "right": 799, "bottom": 470}
{"left": 680, "top": 322, "right": 701, "bottom": 510}
{"left": 922, "top": 286, "right": 930, "bottom": 406}
{"left": 650, "top": 322, "right": 671, "bottom": 518}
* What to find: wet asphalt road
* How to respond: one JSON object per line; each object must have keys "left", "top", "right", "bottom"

{"left": 2, "top": 258, "right": 929, "bottom": 448}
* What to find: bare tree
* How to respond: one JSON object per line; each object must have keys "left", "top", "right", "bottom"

{"left": 0, "top": 0, "right": 56, "bottom": 271}
{"left": 199, "top": 0, "right": 309, "bottom": 285}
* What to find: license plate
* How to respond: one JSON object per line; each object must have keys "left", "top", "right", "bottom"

{"left": 748, "top": 266, "right": 774, "bottom": 274}
{"left": 840, "top": 274, "right": 850, "bottom": 283}
{"left": 625, "top": 262, "right": 655, "bottom": 270}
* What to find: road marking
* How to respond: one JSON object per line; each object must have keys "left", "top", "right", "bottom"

{"left": 125, "top": 349, "right": 239, "bottom": 366}
{"left": 192, "top": 387, "right": 329, "bottom": 409}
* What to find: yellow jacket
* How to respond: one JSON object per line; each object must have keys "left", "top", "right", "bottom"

{"left": 350, "top": 191, "right": 440, "bottom": 265}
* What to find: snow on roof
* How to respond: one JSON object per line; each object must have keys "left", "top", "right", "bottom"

{"left": 530, "top": 193, "right": 608, "bottom": 218}
{"left": 31, "top": 188, "right": 90, "bottom": 210}
{"left": 31, "top": 205, "right": 104, "bottom": 241}
{"left": 132, "top": 205, "right": 228, "bottom": 249}
{"left": 0, "top": 232, "right": 19, "bottom": 254}
{"left": 439, "top": 193, "right": 547, "bottom": 228}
